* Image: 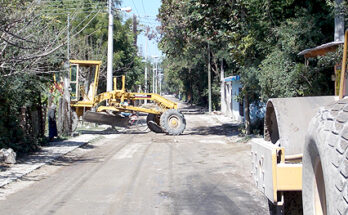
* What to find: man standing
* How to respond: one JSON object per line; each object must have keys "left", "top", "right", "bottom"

{"left": 48, "top": 104, "right": 58, "bottom": 141}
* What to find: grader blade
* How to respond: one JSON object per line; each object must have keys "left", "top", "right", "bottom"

{"left": 83, "top": 111, "right": 129, "bottom": 127}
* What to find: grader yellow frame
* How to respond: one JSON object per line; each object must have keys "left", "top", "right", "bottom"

{"left": 69, "top": 60, "right": 185, "bottom": 135}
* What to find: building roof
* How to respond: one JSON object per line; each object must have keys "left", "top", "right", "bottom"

{"left": 224, "top": 75, "right": 240, "bottom": 82}
{"left": 298, "top": 41, "right": 343, "bottom": 58}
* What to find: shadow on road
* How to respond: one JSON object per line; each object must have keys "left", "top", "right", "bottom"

{"left": 79, "top": 128, "right": 150, "bottom": 135}
{"left": 0, "top": 164, "right": 10, "bottom": 172}
{"left": 186, "top": 124, "right": 239, "bottom": 136}
{"left": 79, "top": 129, "right": 119, "bottom": 135}
{"left": 179, "top": 105, "right": 207, "bottom": 115}
{"left": 163, "top": 173, "right": 264, "bottom": 215}
{"left": 50, "top": 155, "right": 101, "bottom": 167}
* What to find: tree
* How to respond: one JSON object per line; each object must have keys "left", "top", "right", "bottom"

{"left": 158, "top": 0, "right": 336, "bottom": 134}
{"left": 0, "top": 0, "right": 144, "bottom": 152}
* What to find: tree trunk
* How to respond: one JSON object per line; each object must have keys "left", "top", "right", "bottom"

{"left": 244, "top": 93, "right": 251, "bottom": 135}
{"left": 31, "top": 109, "right": 39, "bottom": 139}
{"left": 61, "top": 66, "right": 72, "bottom": 136}
{"left": 220, "top": 58, "right": 225, "bottom": 113}
{"left": 207, "top": 43, "right": 212, "bottom": 113}
{"left": 62, "top": 98, "right": 71, "bottom": 136}
{"left": 37, "top": 92, "right": 45, "bottom": 138}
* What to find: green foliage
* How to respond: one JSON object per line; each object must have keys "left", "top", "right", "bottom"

{"left": 159, "top": 0, "right": 336, "bottom": 106}
{"left": 0, "top": 74, "right": 49, "bottom": 152}
{"left": 0, "top": 0, "right": 143, "bottom": 152}
{"left": 158, "top": 0, "right": 338, "bottom": 134}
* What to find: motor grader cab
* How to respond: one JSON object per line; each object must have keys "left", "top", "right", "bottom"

{"left": 251, "top": 31, "right": 348, "bottom": 214}
{"left": 68, "top": 60, "right": 186, "bottom": 135}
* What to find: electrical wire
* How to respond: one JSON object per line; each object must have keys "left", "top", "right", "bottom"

{"left": 70, "top": 11, "right": 94, "bottom": 33}
{"left": 131, "top": 0, "right": 140, "bottom": 15}
{"left": 42, "top": 10, "right": 104, "bottom": 15}
{"left": 141, "top": 0, "right": 146, "bottom": 15}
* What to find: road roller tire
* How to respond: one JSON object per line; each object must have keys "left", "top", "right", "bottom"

{"left": 146, "top": 114, "right": 163, "bottom": 133}
{"left": 303, "top": 99, "right": 348, "bottom": 215}
{"left": 160, "top": 109, "right": 186, "bottom": 135}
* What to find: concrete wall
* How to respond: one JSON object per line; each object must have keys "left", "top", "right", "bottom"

{"left": 231, "top": 80, "right": 242, "bottom": 121}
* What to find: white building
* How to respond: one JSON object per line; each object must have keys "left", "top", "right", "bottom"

{"left": 221, "top": 75, "right": 244, "bottom": 122}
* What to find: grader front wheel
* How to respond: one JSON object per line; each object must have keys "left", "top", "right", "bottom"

{"left": 160, "top": 109, "right": 186, "bottom": 135}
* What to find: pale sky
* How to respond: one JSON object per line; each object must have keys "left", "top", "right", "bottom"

{"left": 121, "top": 0, "right": 163, "bottom": 59}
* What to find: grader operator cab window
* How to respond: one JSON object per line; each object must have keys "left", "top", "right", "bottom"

{"left": 69, "top": 61, "right": 99, "bottom": 102}
{"left": 70, "top": 64, "right": 78, "bottom": 100}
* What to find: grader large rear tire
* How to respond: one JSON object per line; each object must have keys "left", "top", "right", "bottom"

{"left": 303, "top": 99, "right": 348, "bottom": 215}
{"left": 147, "top": 114, "right": 163, "bottom": 133}
{"left": 160, "top": 109, "right": 186, "bottom": 135}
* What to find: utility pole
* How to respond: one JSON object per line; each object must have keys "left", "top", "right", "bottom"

{"left": 144, "top": 39, "right": 148, "bottom": 104}
{"left": 106, "top": 5, "right": 131, "bottom": 92}
{"left": 67, "top": 14, "right": 70, "bottom": 62}
{"left": 159, "top": 68, "right": 162, "bottom": 96}
{"left": 155, "top": 61, "right": 158, "bottom": 94}
{"left": 107, "top": 0, "right": 113, "bottom": 92}
{"left": 152, "top": 56, "right": 158, "bottom": 93}
{"left": 133, "top": 14, "right": 137, "bottom": 47}
{"left": 208, "top": 43, "right": 212, "bottom": 113}
{"left": 152, "top": 63, "right": 155, "bottom": 93}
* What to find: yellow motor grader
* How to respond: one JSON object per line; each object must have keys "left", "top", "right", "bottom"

{"left": 251, "top": 31, "right": 348, "bottom": 214}
{"left": 68, "top": 60, "right": 186, "bottom": 135}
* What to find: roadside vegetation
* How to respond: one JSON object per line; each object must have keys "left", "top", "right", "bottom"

{"left": 0, "top": 0, "right": 143, "bottom": 152}
{"left": 158, "top": 0, "right": 345, "bottom": 134}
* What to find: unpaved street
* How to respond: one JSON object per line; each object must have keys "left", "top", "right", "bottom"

{"left": 0, "top": 101, "right": 269, "bottom": 214}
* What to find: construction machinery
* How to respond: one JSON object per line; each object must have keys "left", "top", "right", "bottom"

{"left": 251, "top": 31, "right": 348, "bottom": 214}
{"left": 69, "top": 60, "right": 186, "bottom": 135}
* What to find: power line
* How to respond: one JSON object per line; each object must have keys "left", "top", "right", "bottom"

{"left": 38, "top": 1, "right": 107, "bottom": 12}
{"left": 70, "top": 11, "right": 94, "bottom": 33}
{"left": 141, "top": 0, "right": 146, "bottom": 15}
{"left": 39, "top": 3, "right": 106, "bottom": 9}
{"left": 42, "top": 10, "right": 103, "bottom": 15}
{"left": 40, "top": 1, "right": 106, "bottom": 5}
{"left": 40, "top": 6, "right": 106, "bottom": 12}
{"left": 41, "top": 9, "right": 106, "bottom": 14}
{"left": 131, "top": 0, "right": 140, "bottom": 15}
{"left": 39, "top": 0, "right": 105, "bottom": 4}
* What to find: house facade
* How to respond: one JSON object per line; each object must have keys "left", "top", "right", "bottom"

{"left": 221, "top": 75, "right": 244, "bottom": 122}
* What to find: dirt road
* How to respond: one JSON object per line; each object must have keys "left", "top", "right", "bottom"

{"left": 0, "top": 100, "right": 269, "bottom": 214}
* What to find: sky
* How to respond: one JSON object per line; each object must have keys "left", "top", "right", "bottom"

{"left": 121, "top": 0, "right": 162, "bottom": 59}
